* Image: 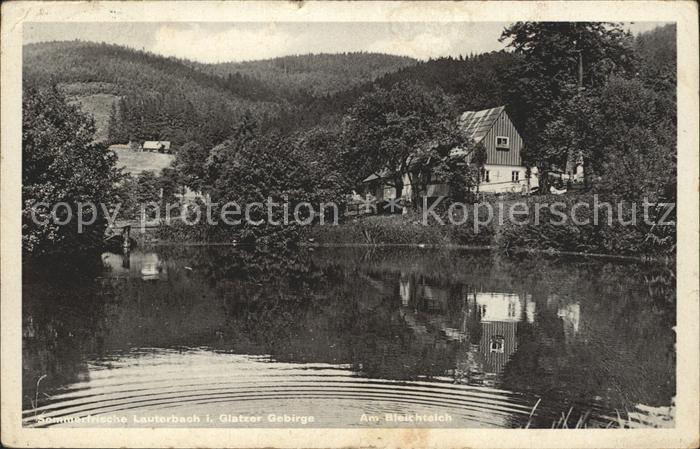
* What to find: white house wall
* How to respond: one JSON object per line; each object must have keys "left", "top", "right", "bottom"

{"left": 479, "top": 164, "right": 539, "bottom": 194}
{"left": 375, "top": 165, "right": 539, "bottom": 199}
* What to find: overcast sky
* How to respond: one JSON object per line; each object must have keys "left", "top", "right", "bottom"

{"left": 24, "top": 21, "right": 669, "bottom": 63}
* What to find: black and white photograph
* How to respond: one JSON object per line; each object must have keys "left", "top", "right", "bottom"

{"left": 1, "top": 1, "right": 698, "bottom": 448}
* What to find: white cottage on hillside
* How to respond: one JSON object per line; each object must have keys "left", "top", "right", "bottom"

{"left": 363, "top": 106, "right": 538, "bottom": 200}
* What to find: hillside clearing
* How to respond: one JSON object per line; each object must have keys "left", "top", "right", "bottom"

{"left": 112, "top": 148, "right": 175, "bottom": 175}
{"left": 67, "top": 92, "right": 119, "bottom": 142}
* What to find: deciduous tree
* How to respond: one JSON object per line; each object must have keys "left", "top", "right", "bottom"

{"left": 499, "top": 22, "right": 635, "bottom": 192}
{"left": 341, "top": 81, "right": 474, "bottom": 205}
{"left": 174, "top": 141, "right": 209, "bottom": 192}
{"left": 22, "top": 86, "right": 122, "bottom": 256}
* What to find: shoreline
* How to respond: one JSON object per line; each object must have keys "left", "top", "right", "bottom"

{"left": 131, "top": 199, "right": 675, "bottom": 264}
{"left": 135, "top": 236, "right": 673, "bottom": 264}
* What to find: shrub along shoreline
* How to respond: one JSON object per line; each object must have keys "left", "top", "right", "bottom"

{"left": 140, "top": 193, "right": 675, "bottom": 263}
{"left": 307, "top": 193, "right": 675, "bottom": 261}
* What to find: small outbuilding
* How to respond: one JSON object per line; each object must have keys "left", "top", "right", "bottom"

{"left": 142, "top": 141, "right": 172, "bottom": 153}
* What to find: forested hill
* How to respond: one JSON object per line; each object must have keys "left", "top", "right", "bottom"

{"left": 279, "top": 51, "right": 519, "bottom": 133}
{"left": 23, "top": 41, "right": 289, "bottom": 146}
{"left": 197, "top": 53, "right": 417, "bottom": 97}
{"left": 23, "top": 42, "right": 418, "bottom": 146}
{"left": 294, "top": 24, "right": 677, "bottom": 133}
{"left": 22, "top": 40, "right": 518, "bottom": 145}
{"left": 23, "top": 41, "right": 284, "bottom": 101}
{"left": 23, "top": 25, "right": 674, "bottom": 148}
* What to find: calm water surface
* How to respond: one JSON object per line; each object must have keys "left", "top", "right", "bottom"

{"left": 22, "top": 246, "right": 676, "bottom": 428}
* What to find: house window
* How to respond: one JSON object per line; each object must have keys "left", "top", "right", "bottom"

{"left": 481, "top": 169, "right": 490, "bottom": 183}
{"left": 496, "top": 136, "right": 510, "bottom": 149}
{"left": 508, "top": 301, "right": 516, "bottom": 317}
{"left": 490, "top": 336, "right": 505, "bottom": 353}
{"left": 511, "top": 171, "right": 520, "bottom": 182}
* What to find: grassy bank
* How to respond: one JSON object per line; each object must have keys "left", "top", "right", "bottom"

{"left": 308, "top": 211, "right": 493, "bottom": 247}
{"left": 308, "top": 193, "right": 675, "bottom": 259}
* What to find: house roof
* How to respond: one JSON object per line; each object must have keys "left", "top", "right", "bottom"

{"left": 459, "top": 106, "right": 506, "bottom": 143}
{"left": 143, "top": 141, "right": 171, "bottom": 150}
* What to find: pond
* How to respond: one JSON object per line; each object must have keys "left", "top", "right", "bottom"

{"left": 22, "top": 246, "right": 676, "bottom": 428}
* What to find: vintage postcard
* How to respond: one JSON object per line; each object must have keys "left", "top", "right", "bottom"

{"left": 1, "top": 1, "right": 698, "bottom": 448}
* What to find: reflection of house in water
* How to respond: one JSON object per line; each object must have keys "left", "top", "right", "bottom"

{"left": 417, "top": 283, "right": 449, "bottom": 313}
{"left": 469, "top": 292, "right": 535, "bottom": 377}
{"left": 393, "top": 274, "right": 586, "bottom": 389}
{"left": 101, "top": 252, "right": 167, "bottom": 281}
{"left": 475, "top": 292, "right": 524, "bottom": 322}
{"left": 547, "top": 294, "right": 581, "bottom": 340}
{"left": 400, "top": 275, "right": 469, "bottom": 342}
{"left": 396, "top": 275, "right": 536, "bottom": 381}
{"left": 398, "top": 275, "right": 536, "bottom": 384}
{"left": 558, "top": 302, "right": 580, "bottom": 336}
{"left": 397, "top": 275, "right": 466, "bottom": 349}
{"left": 399, "top": 277, "right": 411, "bottom": 307}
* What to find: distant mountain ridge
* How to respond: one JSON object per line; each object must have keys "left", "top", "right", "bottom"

{"left": 198, "top": 52, "right": 417, "bottom": 97}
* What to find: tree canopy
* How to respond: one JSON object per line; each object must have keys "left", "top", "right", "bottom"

{"left": 22, "top": 86, "right": 123, "bottom": 256}
{"left": 499, "top": 22, "right": 636, "bottom": 185}
{"left": 341, "top": 81, "right": 477, "bottom": 202}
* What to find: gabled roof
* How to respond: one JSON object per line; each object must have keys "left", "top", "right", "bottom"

{"left": 143, "top": 141, "right": 171, "bottom": 150}
{"left": 459, "top": 106, "right": 505, "bottom": 143}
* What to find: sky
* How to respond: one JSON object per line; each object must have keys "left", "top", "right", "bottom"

{"left": 23, "top": 21, "right": 669, "bottom": 63}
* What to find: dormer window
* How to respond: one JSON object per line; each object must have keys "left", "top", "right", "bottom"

{"left": 496, "top": 136, "right": 510, "bottom": 150}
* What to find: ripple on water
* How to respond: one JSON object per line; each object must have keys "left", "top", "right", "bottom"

{"left": 22, "top": 348, "right": 535, "bottom": 428}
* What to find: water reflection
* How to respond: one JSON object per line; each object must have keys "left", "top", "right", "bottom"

{"left": 22, "top": 246, "right": 675, "bottom": 428}
{"left": 101, "top": 252, "right": 167, "bottom": 281}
